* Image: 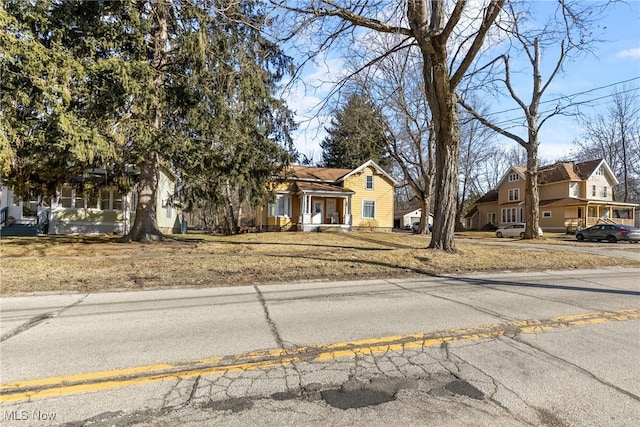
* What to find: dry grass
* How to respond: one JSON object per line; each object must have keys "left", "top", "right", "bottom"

{"left": 1, "top": 231, "right": 638, "bottom": 295}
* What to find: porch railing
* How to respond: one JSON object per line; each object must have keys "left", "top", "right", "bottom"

{"left": 565, "top": 216, "right": 634, "bottom": 231}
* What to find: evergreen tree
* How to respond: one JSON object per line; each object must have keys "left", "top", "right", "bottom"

{"left": 320, "top": 93, "right": 392, "bottom": 170}
{"left": 1, "top": 0, "right": 296, "bottom": 241}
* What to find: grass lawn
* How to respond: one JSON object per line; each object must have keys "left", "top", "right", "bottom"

{"left": 1, "top": 231, "right": 638, "bottom": 295}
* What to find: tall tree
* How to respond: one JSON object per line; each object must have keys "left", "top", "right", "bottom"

{"left": 1, "top": 0, "right": 296, "bottom": 241}
{"left": 459, "top": 0, "right": 610, "bottom": 239}
{"left": 320, "top": 93, "right": 392, "bottom": 170}
{"left": 273, "top": 0, "right": 504, "bottom": 252}
{"left": 350, "top": 43, "right": 435, "bottom": 235}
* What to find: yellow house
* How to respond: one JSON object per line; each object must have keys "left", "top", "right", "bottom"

{"left": 0, "top": 166, "right": 180, "bottom": 236}
{"left": 259, "top": 160, "right": 397, "bottom": 232}
{"left": 465, "top": 159, "right": 638, "bottom": 232}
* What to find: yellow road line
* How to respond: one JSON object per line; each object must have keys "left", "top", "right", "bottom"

{"left": 2, "top": 308, "right": 638, "bottom": 403}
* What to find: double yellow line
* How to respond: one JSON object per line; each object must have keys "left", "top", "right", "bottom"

{"left": 2, "top": 308, "right": 639, "bottom": 403}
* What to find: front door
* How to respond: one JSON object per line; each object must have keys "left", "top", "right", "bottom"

{"left": 312, "top": 200, "right": 323, "bottom": 224}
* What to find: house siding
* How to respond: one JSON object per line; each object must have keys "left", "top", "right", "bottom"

{"left": 344, "top": 166, "right": 394, "bottom": 231}
{"left": 541, "top": 182, "right": 571, "bottom": 200}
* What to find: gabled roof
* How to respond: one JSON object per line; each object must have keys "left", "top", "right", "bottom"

{"left": 283, "top": 160, "right": 397, "bottom": 186}
{"left": 496, "top": 166, "right": 526, "bottom": 188}
{"left": 496, "top": 159, "right": 618, "bottom": 187}
{"left": 337, "top": 160, "right": 398, "bottom": 186}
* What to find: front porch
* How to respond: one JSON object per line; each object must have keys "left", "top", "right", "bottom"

{"left": 261, "top": 183, "right": 355, "bottom": 232}
{"left": 564, "top": 203, "right": 636, "bottom": 232}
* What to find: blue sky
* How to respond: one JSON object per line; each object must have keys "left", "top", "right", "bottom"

{"left": 282, "top": 1, "right": 640, "bottom": 165}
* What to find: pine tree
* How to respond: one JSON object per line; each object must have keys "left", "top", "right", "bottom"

{"left": 320, "top": 93, "right": 392, "bottom": 170}
{"left": 1, "top": 0, "right": 296, "bottom": 241}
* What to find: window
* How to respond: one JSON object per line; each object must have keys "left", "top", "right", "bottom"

{"left": 100, "top": 189, "right": 111, "bottom": 210}
{"left": 591, "top": 185, "right": 596, "bottom": 197}
{"left": 85, "top": 193, "right": 99, "bottom": 209}
{"left": 508, "top": 173, "right": 519, "bottom": 182}
{"left": 508, "top": 188, "right": 520, "bottom": 201}
{"left": 60, "top": 187, "right": 73, "bottom": 208}
{"left": 595, "top": 167, "right": 604, "bottom": 176}
{"left": 570, "top": 183, "right": 578, "bottom": 197}
{"left": 603, "top": 186, "right": 608, "bottom": 198}
{"left": 362, "top": 200, "right": 375, "bottom": 218}
{"left": 268, "top": 195, "right": 291, "bottom": 217}
{"left": 365, "top": 175, "right": 374, "bottom": 190}
{"left": 112, "top": 193, "right": 123, "bottom": 210}
{"left": 11, "top": 194, "right": 20, "bottom": 207}
{"left": 74, "top": 191, "right": 84, "bottom": 209}
{"left": 487, "top": 212, "right": 496, "bottom": 224}
{"left": 542, "top": 211, "right": 552, "bottom": 218}
{"left": 501, "top": 208, "right": 517, "bottom": 223}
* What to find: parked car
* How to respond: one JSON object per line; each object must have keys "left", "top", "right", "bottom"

{"left": 495, "top": 223, "right": 543, "bottom": 238}
{"left": 411, "top": 222, "right": 433, "bottom": 233}
{"left": 576, "top": 224, "right": 640, "bottom": 243}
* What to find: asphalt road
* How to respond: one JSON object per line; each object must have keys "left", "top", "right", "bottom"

{"left": 1, "top": 265, "right": 639, "bottom": 426}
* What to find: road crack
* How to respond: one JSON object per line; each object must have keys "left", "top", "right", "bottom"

{"left": 1, "top": 294, "right": 88, "bottom": 342}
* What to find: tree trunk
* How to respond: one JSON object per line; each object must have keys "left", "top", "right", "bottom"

{"left": 422, "top": 44, "right": 460, "bottom": 252}
{"left": 524, "top": 144, "right": 541, "bottom": 239}
{"left": 121, "top": 3, "right": 168, "bottom": 243}
{"left": 122, "top": 153, "right": 166, "bottom": 242}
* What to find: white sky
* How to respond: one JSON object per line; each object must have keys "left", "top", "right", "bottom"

{"left": 280, "top": 1, "right": 640, "bottom": 164}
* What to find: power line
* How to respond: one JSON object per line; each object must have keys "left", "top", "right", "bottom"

{"left": 477, "top": 76, "right": 640, "bottom": 120}
{"left": 478, "top": 84, "right": 640, "bottom": 129}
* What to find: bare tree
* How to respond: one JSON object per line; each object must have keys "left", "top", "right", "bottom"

{"left": 458, "top": 0, "right": 610, "bottom": 239}
{"left": 573, "top": 86, "right": 640, "bottom": 203}
{"left": 348, "top": 42, "right": 435, "bottom": 235}
{"left": 272, "top": 0, "right": 504, "bottom": 252}
{"left": 457, "top": 104, "right": 498, "bottom": 228}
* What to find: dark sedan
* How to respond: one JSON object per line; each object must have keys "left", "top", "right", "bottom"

{"left": 576, "top": 224, "right": 640, "bottom": 243}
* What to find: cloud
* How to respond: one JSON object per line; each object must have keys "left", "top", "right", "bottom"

{"left": 616, "top": 48, "right": 640, "bottom": 59}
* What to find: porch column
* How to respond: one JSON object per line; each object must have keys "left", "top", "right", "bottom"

{"left": 345, "top": 195, "right": 352, "bottom": 226}
{"left": 302, "top": 193, "right": 312, "bottom": 225}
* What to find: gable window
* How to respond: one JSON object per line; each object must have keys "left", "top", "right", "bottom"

{"left": 508, "top": 188, "right": 520, "bottom": 201}
{"left": 508, "top": 173, "right": 519, "bottom": 182}
{"left": 603, "top": 186, "right": 608, "bottom": 198}
{"left": 591, "top": 185, "right": 596, "bottom": 197}
{"left": 365, "top": 175, "right": 374, "bottom": 190}
{"left": 362, "top": 200, "right": 375, "bottom": 219}
{"left": 595, "top": 167, "right": 604, "bottom": 176}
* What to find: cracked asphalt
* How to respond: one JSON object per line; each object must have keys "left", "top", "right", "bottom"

{"left": 1, "top": 268, "right": 639, "bottom": 426}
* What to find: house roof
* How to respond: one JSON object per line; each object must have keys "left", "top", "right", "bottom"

{"left": 464, "top": 205, "right": 478, "bottom": 218}
{"left": 295, "top": 181, "right": 354, "bottom": 194}
{"left": 495, "top": 159, "right": 616, "bottom": 187}
{"left": 475, "top": 189, "right": 499, "bottom": 204}
{"left": 286, "top": 165, "right": 352, "bottom": 182}
{"left": 283, "top": 160, "right": 397, "bottom": 186}
{"left": 538, "top": 162, "right": 582, "bottom": 184}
